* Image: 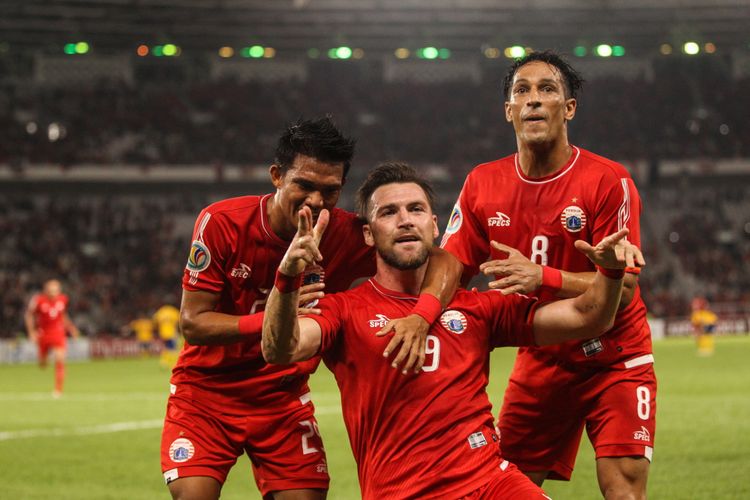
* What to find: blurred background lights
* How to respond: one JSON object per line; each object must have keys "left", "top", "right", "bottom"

{"left": 421, "top": 47, "right": 439, "bottom": 59}
{"left": 395, "top": 48, "right": 410, "bottom": 59}
{"left": 483, "top": 47, "right": 500, "bottom": 58}
{"left": 596, "top": 44, "right": 613, "bottom": 57}
{"left": 683, "top": 42, "right": 700, "bottom": 54}
{"left": 704, "top": 42, "right": 716, "bottom": 53}
{"left": 352, "top": 48, "right": 364, "bottom": 59}
{"left": 263, "top": 47, "right": 276, "bottom": 58}
{"left": 136, "top": 44, "right": 149, "bottom": 56}
{"left": 335, "top": 46, "right": 352, "bottom": 59}
{"left": 218, "top": 46, "right": 233, "bottom": 58}
{"left": 573, "top": 45, "right": 587, "bottom": 57}
{"left": 660, "top": 43, "right": 673, "bottom": 55}
{"left": 505, "top": 45, "right": 525, "bottom": 58}
{"left": 612, "top": 45, "right": 625, "bottom": 56}
{"left": 248, "top": 45, "right": 264, "bottom": 58}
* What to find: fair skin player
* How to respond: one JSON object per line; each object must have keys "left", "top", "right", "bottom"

{"left": 25, "top": 279, "right": 80, "bottom": 369}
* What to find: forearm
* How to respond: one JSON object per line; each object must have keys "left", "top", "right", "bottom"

{"left": 422, "top": 248, "right": 462, "bottom": 308}
{"left": 555, "top": 270, "right": 596, "bottom": 298}
{"left": 261, "top": 288, "right": 302, "bottom": 364}
{"left": 24, "top": 314, "right": 36, "bottom": 337}
{"left": 570, "top": 271, "right": 623, "bottom": 335}
{"left": 181, "top": 311, "right": 263, "bottom": 345}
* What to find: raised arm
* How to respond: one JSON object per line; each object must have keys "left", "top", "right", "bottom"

{"left": 262, "top": 206, "right": 328, "bottom": 364}
{"left": 532, "top": 228, "right": 645, "bottom": 346}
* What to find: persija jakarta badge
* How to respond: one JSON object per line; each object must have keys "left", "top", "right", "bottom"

{"left": 560, "top": 205, "right": 587, "bottom": 233}
{"left": 440, "top": 310, "right": 468, "bottom": 334}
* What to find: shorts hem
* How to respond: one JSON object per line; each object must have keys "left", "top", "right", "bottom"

{"left": 506, "top": 460, "right": 572, "bottom": 482}
{"left": 595, "top": 444, "right": 654, "bottom": 462}
{"left": 259, "top": 478, "right": 330, "bottom": 498}
{"left": 161, "top": 465, "right": 228, "bottom": 485}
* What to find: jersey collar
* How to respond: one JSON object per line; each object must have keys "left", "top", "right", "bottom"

{"left": 514, "top": 145, "right": 580, "bottom": 184}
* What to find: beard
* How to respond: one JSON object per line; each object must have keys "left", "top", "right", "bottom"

{"left": 377, "top": 241, "right": 430, "bottom": 270}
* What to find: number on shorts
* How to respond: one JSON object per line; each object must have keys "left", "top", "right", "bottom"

{"left": 636, "top": 386, "right": 650, "bottom": 420}
{"left": 530, "top": 235, "right": 549, "bottom": 265}
{"left": 299, "top": 420, "right": 321, "bottom": 455}
{"left": 421, "top": 335, "right": 441, "bottom": 373}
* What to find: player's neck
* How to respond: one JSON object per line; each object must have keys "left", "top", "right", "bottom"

{"left": 373, "top": 257, "right": 428, "bottom": 296}
{"left": 517, "top": 140, "right": 572, "bottom": 178}
{"left": 266, "top": 194, "right": 295, "bottom": 241}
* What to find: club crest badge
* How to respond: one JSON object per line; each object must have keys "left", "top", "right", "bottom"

{"left": 186, "top": 240, "right": 211, "bottom": 272}
{"left": 440, "top": 310, "right": 468, "bottom": 334}
{"left": 445, "top": 204, "right": 463, "bottom": 235}
{"left": 169, "top": 438, "right": 195, "bottom": 463}
{"left": 560, "top": 205, "right": 587, "bottom": 233}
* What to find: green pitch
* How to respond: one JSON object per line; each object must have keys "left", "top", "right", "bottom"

{"left": 1, "top": 337, "right": 749, "bottom": 499}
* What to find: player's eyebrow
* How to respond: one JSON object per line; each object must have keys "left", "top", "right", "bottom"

{"left": 292, "top": 177, "right": 342, "bottom": 191}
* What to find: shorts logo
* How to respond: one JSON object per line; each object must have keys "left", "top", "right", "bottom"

{"left": 633, "top": 426, "right": 651, "bottom": 442}
{"left": 487, "top": 212, "right": 511, "bottom": 227}
{"left": 445, "top": 204, "right": 463, "bottom": 235}
{"left": 581, "top": 338, "right": 603, "bottom": 357}
{"left": 368, "top": 314, "right": 390, "bottom": 328}
{"left": 560, "top": 205, "right": 587, "bottom": 233}
{"left": 230, "top": 263, "right": 251, "bottom": 279}
{"left": 169, "top": 438, "right": 195, "bottom": 463}
{"left": 468, "top": 431, "right": 488, "bottom": 449}
{"left": 440, "top": 310, "right": 467, "bottom": 334}
{"left": 186, "top": 241, "right": 211, "bottom": 272}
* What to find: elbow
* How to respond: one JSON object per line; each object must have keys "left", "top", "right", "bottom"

{"left": 180, "top": 313, "right": 205, "bottom": 345}
{"left": 261, "top": 338, "right": 293, "bottom": 365}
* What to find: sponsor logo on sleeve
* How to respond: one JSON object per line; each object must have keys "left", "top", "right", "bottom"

{"left": 445, "top": 204, "right": 463, "bottom": 235}
{"left": 560, "top": 205, "right": 587, "bottom": 233}
{"left": 368, "top": 314, "right": 390, "bottom": 328}
{"left": 440, "top": 310, "right": 468, "bottom": 334}
{"left": 633, "top": 426, "right": 651, "bottom": 442}
{"left": 169, "top": 438, "right": 195, "bottom": 463}
{"left": 487, "top": 212, "right": 511, "bottom": 227}
{"left": 186, "top": 241, "right": 211, "bottom": 272}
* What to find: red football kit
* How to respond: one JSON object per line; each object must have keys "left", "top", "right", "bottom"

{"left": 161, "top": 194, "right": 375, "bottom": 495}
{"left": 442, "top": 146, "right": 656, "bottom": 480}
{"left": 29, "top": 293, "right": 69, "bottom": 354}
{"left": 310, "top": 279, "right": 548, "bottom": 500}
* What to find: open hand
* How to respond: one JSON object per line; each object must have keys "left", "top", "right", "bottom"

{"left": 574, "top": 228, "right": 645, "bottom": 270}
{"left": 479, "top": 241, "right": 542, "bottom": 295}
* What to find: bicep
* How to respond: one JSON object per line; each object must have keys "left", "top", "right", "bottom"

{"left": 295, "top": 317, "right": 323, "bottom": 361}
{"left": 531, "top": 299, "right": 587, "bottom": 346}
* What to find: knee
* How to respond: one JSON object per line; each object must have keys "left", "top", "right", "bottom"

{"left": 599, "top": 457, "right": 649, "bottom": 500}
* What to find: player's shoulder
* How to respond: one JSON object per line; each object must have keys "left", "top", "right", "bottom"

{"left": 202, "top": 194, "right": 266, "bottom": 220}
{"left": 575, "top": 146, "right": 633, "bottom": 180}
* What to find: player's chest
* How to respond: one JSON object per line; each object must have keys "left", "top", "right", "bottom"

{"left": 38, "top": 300, "right": 65, "bottom": 319}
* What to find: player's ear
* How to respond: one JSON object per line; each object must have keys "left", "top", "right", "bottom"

{"left": 363, "top": 224, "right": 375, "bottom": 247}
{"left": 432, "top": 215, "right": 439, "bottom": 239}
{"left": 504, "top": 100, "right": 513, "bottom": 123}
{"left": 269, "top": 164, "right": 284, "bottom": 188}
{"left": 564, "top": 98, "right": 577, "bottom": 121}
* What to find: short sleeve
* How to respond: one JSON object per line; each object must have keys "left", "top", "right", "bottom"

{"left": 306, "top": 293, "right": 347, "bottom": 354}
{"left": 440, "top": 170, "right": 490, "bottom": 280}
{"left": 478, "top": 291, "right": 539, "bottom": 347}
{"left": 182, "top": 208, "right": 229, "bottom": 293}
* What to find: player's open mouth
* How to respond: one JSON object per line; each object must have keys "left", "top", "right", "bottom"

{"left": 394, "top": 235, "right": 420, "bottom": 244}
{"left": 524, "top": 115, "right": 545, "bottom": 122}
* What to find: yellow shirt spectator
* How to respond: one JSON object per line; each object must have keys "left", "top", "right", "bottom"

{"left": 131, "top": 318, "right": 155, "bottom": 343}
{"left": 154, "top": 305, "right": 180, "bottom": 341}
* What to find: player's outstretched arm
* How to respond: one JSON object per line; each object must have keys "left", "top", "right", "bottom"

{"left": 532, "top": 229, "right": 645, "bottom": 346}
{"left": 262, "top": 207, "right": 326, "bottom": 364}
{"left": 377, "top": 247, "right": 462, "bottom": 375}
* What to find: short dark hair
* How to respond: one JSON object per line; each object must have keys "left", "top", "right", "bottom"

{"left": 356, "top": 162, "right": 436, "bottom": 221}
{"left": 274, "top": 116, "right": 357, "bottom": 178}
{"left": 502, "top": 50, "right": 584, "bottom": 100}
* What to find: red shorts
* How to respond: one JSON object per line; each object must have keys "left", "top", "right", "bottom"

{"left": 38, "top": 336, "right": 66, "bottom": 359}
{"left": 460, "top": 460, "right": 550, "bottom": 499}
{"left": 498, "top": 353, "right": 657, "bottom": 481}
{"left": 160, "top": 393, "right": 329, "bottom": 497}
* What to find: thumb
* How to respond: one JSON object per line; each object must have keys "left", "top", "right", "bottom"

{"left": 490, "top": 240, "right": 516, "bottom": 257}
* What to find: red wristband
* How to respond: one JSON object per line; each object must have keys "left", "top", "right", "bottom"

{"left": 597, "top": 266, "right": 625, "bottom": 280}
{"left": 541, "top": 266, "right": 563, "bottom": 292}
{"left": 275, "top": 270, "right": 303, "bottom": 293}
{"left": 624, "top": 266, "right": 641, "bottom": 275}
{"left": 238, "top": 313, "right": 263, "bottom": 335}
{"left": 411, "top": 294, "right": 442, "bottom": 324}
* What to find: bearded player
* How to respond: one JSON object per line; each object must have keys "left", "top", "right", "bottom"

{"left": 262, "top": 163, "right": 644, "bottom": 499}
{"left": 25, "top": 279, "right": 80, "bottom": 397}
{"left": 161, "top": 118, "right": 460, "bottom": 500}
{"left": 441, "top": 51, "right": 655, "bottom": 498}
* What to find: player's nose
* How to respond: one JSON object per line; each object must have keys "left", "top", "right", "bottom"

{"left": 306, "top": 190, "right": 324, "bottom": 208}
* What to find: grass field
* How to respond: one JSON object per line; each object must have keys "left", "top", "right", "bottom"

{"left": 1, "top": 337, "right": 749, "bottom": 499}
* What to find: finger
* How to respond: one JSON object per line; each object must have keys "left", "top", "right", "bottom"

{"left": 490, "top": 240, "right": 516, "bottom": 256}
{"left": 299, "top": 237, "right": 324, "bottom": 262}
{"left": 312, "top": 209, "right": 330, "bottom": 245}
{"left": 297, "top": 307, "right": 322, "bottom": 316}
{"left": 479, "top": 259, "right": 504, "bottom": 272}
{"left": 402, "top": 343, "right": 421, "bottom": 375}
{"left": 297, "top": 206, "right": 312, "bottom": 235}
{"left": 413, "top": 336, "right": 426, "bottom": 373}
{"left": 499, "top": 284, "right": 525, "bottom": 296}
{"left": 297, "top": 291, "right": 324, "bottom": 305}
{"left": 600, "top": 228, "right": 629, "bottom": 248}
{"left": 376, "top": 321, "right": 397, "bottom": 338}
{"left": 299, "top": 282, "right": 325, "bottom": 294}
{"left": 390, "top": 338, "right": 412, "bottom": 371}
{"left": 481, "top": 265, "right": 510, "bottom": 277}
{"left": 634, "top": 247, "right": 646, "bottom": 267}
{"left": 624, "top": 246, "right": 636, "bottom": 268}
{"left": 574, "top": 239, "right": 594, "bottom": 255}
{"left": 383, "top": 334, "right": 403, "bottom": 358}
{"left": 615, "top": 244, "right": 625, "bottom": 264}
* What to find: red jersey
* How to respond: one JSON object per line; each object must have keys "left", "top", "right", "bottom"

{"left": 310, "top": 279, "right": 539, "bottom": 500}
{"left": 441, "top": 145, "right": 651, "bottom": 367}
{"left": 29, "top": 293, "right": 69, "bottom": 339}
{"left": 173, "top": 194, "right": 376, "bottom": 413}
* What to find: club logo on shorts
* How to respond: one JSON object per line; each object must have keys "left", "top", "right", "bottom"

{"left": 186, "top": 240, "right": 211, "bottom": 272}
{"left": 633, "top": 426, "right": 651, "bottom": 442}
{"left": 440, "top": 310, "right": 467, "bottom": 334}
{"left": 560, "top": 205, "right": 587, "bottom": 233}
{"left": 467, "top": 431, "right": 488, "bottom": 449}
{"left": 445, "top": 204, "right": 463, "bottom": 235}
{"left": 169, "top": 438, "right": 195, "bottom": 463}
{"left": 487, "top": 211, "right": 511, "bottom": 227}
{"left": 581, "top": 337, "right": 603, "bottom": 357}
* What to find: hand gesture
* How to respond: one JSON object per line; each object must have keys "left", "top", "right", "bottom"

{"left": 279, "top": 206, "right": 329, "bottom": 277}
{"left": 376, "top": 314, "right": 429, "bottom": 374}
{"left": 479, "top": 241, "right": 542, "bottom": 295}
{"left": 574, "top": 228, "right": 646, "bottom": 270}
{"left": 297, "top": 282, "right": 325, "bottom": 315}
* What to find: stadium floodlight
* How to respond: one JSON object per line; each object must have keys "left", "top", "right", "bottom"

{"left": 438, "top": 48, "right": 451, "bottom": 59}
{"left": 421, "top": 47, "right": 439, "bottom": 59}
{"left": 704, "top": 43, "right": 716, "bottom": 54}
{"left": 395, "top": 48, "right": 410, "bottom": 59}
{"left": 505, "top": 45, "right": 525, "bottom": 58}
{"left": 660, "top": 43, "right": 673, "bottom": 55}
{"left": 163, "top": 44, "right": 177, "bottom": 56}
{"left": 218, "top": 46, "right": 234, "bottom": 58}
{"left": 153, "top": 45, "right": 164, "bottom": 57}
{"left": 137, "top": 45, "right": 149, "bottom": 57}
{"left": 75, "top": 42, "right": 90, "bottom": 54}
{"left": 335, "top": 46, "right": 352, "bottom": 59}
{"left": 595, "top": 44, "right": 612, "bottom": 57}
{"left": 483, "top": 47, "right": 500, "bottom": 59}
{"left": 249, "top": 45, "right": 264, "bottom": 58}
{"left": 612, "top": 45, "right": 625, "bottom": 57}
{"left": 63, "top": 43, "right": 76, "bottom": 55}
{"left": 683, "top": 42, "right": 700, "bottom": 55}
{"left": 327, "top": 48, "right": 338, "bottom": 59}
{"left": 573, "top": 46, "right": 587, "bottom": 57}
